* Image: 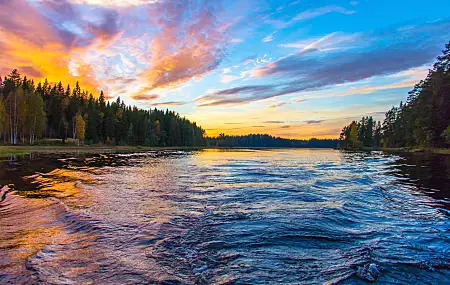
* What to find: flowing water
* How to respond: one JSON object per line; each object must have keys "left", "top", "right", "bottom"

{"left": 1, "top": 149, "right": 450, "bottom": 284}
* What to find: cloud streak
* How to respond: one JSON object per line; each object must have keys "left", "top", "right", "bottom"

{"left": 279, "top": 32, "right": 360, "bottom": 52}
{"left": 131, "top": 94, "right": 160, "bottom": 101}
{"left": 151, "top": 101, "right": 186, "bottom": 106}
{"left": 267, "top": 101, "right": 288, "bottom": 108}
{"left": 305, "top": 120, "right": 324, "bottom": 125}
{"left": 194, "top": 20, "right": 450, "bottom": 107}
{"left": 292, "top": 5, "right": 356, "bottom": 22}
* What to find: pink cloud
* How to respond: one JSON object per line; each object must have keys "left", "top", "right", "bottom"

{"left": 267, "top": 101, "right": 288, "bottom": 108}
{"left": 142, "top": 0, "right": 227, "bottom": 90}
{"left": 131, "top": 94, "right": 160, "bottom": 101}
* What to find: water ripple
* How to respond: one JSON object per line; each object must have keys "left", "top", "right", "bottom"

{"left": 1, "top": 149, "right": 450, "bottom": 284}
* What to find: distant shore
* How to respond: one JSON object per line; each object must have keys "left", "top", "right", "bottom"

{"left": 0, "top": 145, "right": 208, "bottom": 156}
{"left": 0, "top": 145, "right": 333, "bottom": 156}
{"left": 1, "top": 145, "right": 449, "bottom": 157}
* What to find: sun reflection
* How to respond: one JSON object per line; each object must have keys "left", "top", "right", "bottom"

{"left": 23, "top": 167, "right": 97, "bottom": 199}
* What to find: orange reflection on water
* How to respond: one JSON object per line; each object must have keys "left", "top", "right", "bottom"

{"left": 1, "top": 164, "right": 104, "bottom": 282}
{"left": 0, "top": 193, "right": 98, "bottom": 281}
{"left": 23, "top": 167, "right": 97, "bottom": 201}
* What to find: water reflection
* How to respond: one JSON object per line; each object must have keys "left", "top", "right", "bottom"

{"left": 0, "top": 149, "right": 450, "bottom": 284}
{"left": 388, "top": 153, "right": 450, "bottom": 201}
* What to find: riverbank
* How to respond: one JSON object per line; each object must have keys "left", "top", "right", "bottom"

{"left": 367, "top": 147, "right": 450, "bottom": 155}
{"left": 0, "top": 145, "right": 206, "bottom": 156}
{"left": 2, "top": 145, "right": 449, "bottom": 157}
{"left": 0, "top": 145, "right": 310, "bottom": 156}
{"left": 379, "top": 148, "right": 450, "bottom": 155}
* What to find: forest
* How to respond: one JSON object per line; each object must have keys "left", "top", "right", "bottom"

{"left": 207, "top": 134, "right": 338, "bottom": 148}
{"left": 339, "top": 42, "right": 450, "bottom": 149}
{"left": 0, "top": 70, "right": 336, "bottom": 148}
{"left": 0, "top": 70, "right": 206, "bottom": 147}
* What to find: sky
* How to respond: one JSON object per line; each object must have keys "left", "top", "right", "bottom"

{"left": 0, "top": 0, "right": 449, "bottom": 139}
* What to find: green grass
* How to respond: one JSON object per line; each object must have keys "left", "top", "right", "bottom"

{"left": 0, "top": 147, "right": 32, "bottom": 156}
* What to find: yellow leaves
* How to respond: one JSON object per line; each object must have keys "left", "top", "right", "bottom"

{"left": 75, "top": 114, "right": 86, "bottom": 142}
{"left": 349, "top": 122, "right": 360, "bottom": 147}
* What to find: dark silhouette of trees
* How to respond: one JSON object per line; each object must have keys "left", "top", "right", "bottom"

{"left": 207, "top": 134, "right": 338, "bottom": 148}
{"left": 340, "top": 41, "right": 450, "bottom": 149}
{"left": 339, "top": 118, "right": 380, "bottom": 149}
{"left": 0, "top": 70, "right": 206, "bottom": 146}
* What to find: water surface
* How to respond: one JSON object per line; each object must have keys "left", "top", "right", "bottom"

{"left": 1, "top": 149, "right": 450, "bottom": 284}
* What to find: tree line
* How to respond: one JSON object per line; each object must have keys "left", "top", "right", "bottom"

{"left": 0, "top": 70, "right": 206, "bottom": 146}
{"left": 340, "top": 41, "right": 450, "bottom": 149}
{"left": 339, "top": 117, "right": 382, "bottom": 149}
{"left": 207, "top": 134, "right": 338, "bottom": 148}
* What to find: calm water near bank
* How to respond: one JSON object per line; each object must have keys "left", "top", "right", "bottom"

{"left": 1, "top": 149, "right": 450, "bottom": 284}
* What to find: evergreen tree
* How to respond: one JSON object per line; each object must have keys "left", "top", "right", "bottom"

{"left": 0, "top": 69, "right": 205, "bottom": 146}
{"left": 339, "top": 41, "right": 450, "bottom": 149}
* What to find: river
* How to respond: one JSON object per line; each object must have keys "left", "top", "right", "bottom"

{"left": 1, "top": 149, "right": 449, "bottom": 284}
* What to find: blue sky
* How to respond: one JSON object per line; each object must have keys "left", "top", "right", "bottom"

{"left": 1, "top": 0, "right": 449, "bottom": 138}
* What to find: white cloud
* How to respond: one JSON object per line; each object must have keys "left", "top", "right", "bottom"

{"left": 293, "top": 5, "right": 356, "bottom": 21}
{"left": 231, "top": 38, "right": 243, "bottom": 43}
{"left": 263, "top": 32, "right": 275, "bottom": 42}
{"left": 279, "top": 32, "right": 359, "bottom": 52}
{"left": 221, "top": 75, "right": 240, "bottom": 83}
{"left": 388, "top": 65, "right": 429, "bottom": 79}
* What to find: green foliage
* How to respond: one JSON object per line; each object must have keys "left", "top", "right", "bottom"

{"left": 340, "top": 41, "right": 450, "bottom": 149}
{"left": 27, "top": 90, "right": 46, "bottom": 144}
{"left": 339, "top": 118, "right": 380, "bottom": 149}
{"left": 442, "top": 125, "right": 450, "bottom": 144}
{"left": 0, "top": 70, "right": 206, "bottom": 146}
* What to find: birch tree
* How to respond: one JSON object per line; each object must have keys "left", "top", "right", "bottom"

{"left": 28, "top": 91, "right": 46, "bottom": 144}
{"left": 0, "top": 99, "right": 6, "bottom": 142}
{"left": 75, "top": 114, "right": 85, "bottom": 146}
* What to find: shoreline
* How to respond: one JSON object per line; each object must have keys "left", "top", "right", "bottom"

{"left": 0, "top": 145, "right": 336, "bottom": 156}
{"left": 345, "top": 146, "right": 450, "bottom": 155}
{"left": 0, "top": 145, "right": 207, "bottom": 156}
{"left": 380, "top": 148, "right": 450, "bottom": 155}
{"left": 1, "top": 145, "right": 449, "bottom": 156}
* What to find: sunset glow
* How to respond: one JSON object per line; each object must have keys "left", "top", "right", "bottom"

{"left": 1, "top": 0, "right": 449, "bottom": 138}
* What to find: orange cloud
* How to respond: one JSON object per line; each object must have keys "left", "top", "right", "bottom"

{"left": 0, "top": 0, "right": 121, "bottom": 94}
{"left": 131, "top": 94, "right": 160, "bottom": 101}
{"left": 0, "top": 31, "right": 99, "bottom": 92}
{"left": 142, "top": 0, "right": 226, "bottom": 90}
